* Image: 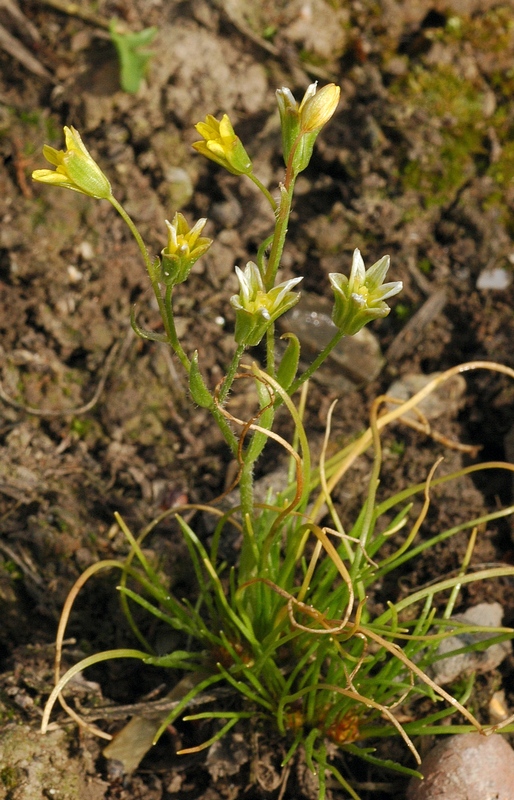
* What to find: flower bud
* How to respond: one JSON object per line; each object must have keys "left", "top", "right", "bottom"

{"left": 189, "top": 351, "right": 214, "bottom": 408}
{"left": 298, "top": 83, "right": 340, "bottom": 133}
{"left": 276, "top": 332, "right": 300, "bottom": 390}
{"left": 32, "top": 126, "right": 112, "bottom": 200}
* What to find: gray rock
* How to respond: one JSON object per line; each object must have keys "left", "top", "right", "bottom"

{"left": 279, "top": 292, "right": 383, "bottom": 391}
{"left": 0, "top": 724, "right": 107, "bottom": 800}
{"left": 407, "top": 733, "right": 514, "bottom": 800}
{"left": 476, "top": 267, "right": 511, "bottom": 290}
{"left": 432, "top": 602, "right": 511, "bottom": 685}
{"left": 386, "top": 372, "right": 466, "bottom": 423}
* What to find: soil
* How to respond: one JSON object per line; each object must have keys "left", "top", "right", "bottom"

{"left": 1, "top": 1, "right": 514, "bottom": 799}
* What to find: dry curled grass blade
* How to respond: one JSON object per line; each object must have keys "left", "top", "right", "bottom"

{"left": 311, "top": 360, "right": 514, "bottom": 522}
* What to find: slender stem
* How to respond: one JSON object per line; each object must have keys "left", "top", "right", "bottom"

{"left": 109, "top": 196, "right": 153, "bottom": 273}
{"left": 262, "top": 132, "right": 305, "bottom": 289}
{"left": 164, "top": 285, "right": 191, "bottom": 372}
{"left": 247, "top": 174, "right": 277, "bottom": 212}
{"left": 210, "top": 405, "right": 239, "bottom": 457}
{"left": 263, "top": 182, "right": 295, "bottom": 290}
{"left": 110, "top": 197, "right": 195, "bottom": 372}
{"left": 287, "top": 329, "right": 346, "bottom": 397}
{"left": 266, "top": 323, "right": 275, "bottom": 378}
{"left": 239, "top": 462, "right": 254, "bottom": 528}
{"left": 237, "top": 456, "right": 260, "bottom": 580}
{"left": 109, "top": 197, "right": 242, "bottom": 456}
{"left": 218, "top": 344, "right": 245, "bottom": 405}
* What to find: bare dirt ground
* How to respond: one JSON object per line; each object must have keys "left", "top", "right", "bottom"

{"left": 1, "top": 1, "right": 514, "bottom": 798}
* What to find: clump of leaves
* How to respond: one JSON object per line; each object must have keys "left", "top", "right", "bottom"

{"left": 109, "top": 21, "right": 157, "bottom": 94}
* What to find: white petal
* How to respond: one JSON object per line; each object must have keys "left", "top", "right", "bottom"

{"left": 165, "top": 219, "right": 178, "bottom": 250}
{"left": 235, "top": 265, "right": 251, "bottom": 305}
{"left": 374, "top": 280, "right": 403, "bottom": 302}
{"left": 349, "top": 249, "right": 366, "bottom": 289}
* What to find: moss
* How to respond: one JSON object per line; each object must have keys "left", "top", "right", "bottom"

{"left": 0, "top": 765, "right": 21, "bottom": 790}
{"left": 391, "top": 65, "right": 484, "bottom": 206}
{"left": 387, "top": 6, "right": 514, "bottom": 217}
{"left": 70, "top": 417, "right": 92, "bottom": 438}
{"left": 394, "top": 302, "right": 411, "bottom": 321}
{"left": 440, "top": 7, "right": 514, "bottom": 59}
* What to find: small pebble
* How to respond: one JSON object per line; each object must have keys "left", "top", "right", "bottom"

{"left": 407, "top": 733, "right": 514, "bottom": 800}
{"left": 476, "top": 267, "right": 511, "bottom": 290}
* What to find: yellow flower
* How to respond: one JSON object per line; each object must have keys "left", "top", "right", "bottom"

{"left": 192, "top": 114, "right": 253, "bottom": 175}
{"left": 277, "top": 82, "right": 340, "bottom": 133}
{"left": 32, "top": 126, "right": 112, "bottom": 200}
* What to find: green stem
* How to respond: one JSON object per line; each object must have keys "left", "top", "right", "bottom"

{"left": 262, "top": 129, "right": 308, "bottom": 290}
{"left": 287, "top": 329, "right": 346, "bottom": 397}
{"left": 109, "top": 195, "right": 238, "bottom": 455}
{"left": 109, "top": 196, "right": 153, "bottom": 273}
{"left": 164, "top": 285, "right": 191, "bottom": 372}
{"left": 210, "top": 405, "right": 239, "bottom": 457}
{"left": 266, "top": 323, "right": 275, "bottom": 378}
{"left": 218, "top": 344, "right": 246, "bottom": 405}
{"left": 109, "top": 196, "right": 185, "bottom": 366}
{"left": 238, "top": 459, "right": 256, "bottom": 578}
{"left": 247, "top": 174, "right": 277, "bottom": 212}
{"left": 263, "top": 181, "right": 295, "bottom": 289}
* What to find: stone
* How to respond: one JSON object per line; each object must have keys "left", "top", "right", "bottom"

{"left": 476, "top": 267, "right": 511, "bottom": 290}
{"left": 386, "top": 371, "right": 466, "bottom": 422}
{"left": 407, "top": 733, "right": 514, "bottom": 800}
{"left": 279, "top": 292, "right": 383, "bottom": 391}
{"left": 432, "top": 602, "right": 511, "bottom": 685}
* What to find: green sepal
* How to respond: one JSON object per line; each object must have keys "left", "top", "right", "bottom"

{"left": 280, "top": 112, "right": 300, "bottom": 166}
{"left": 189, "top": 351, "right": 213, "bottom": 408}
{"left": 276, "top": 332, "right": 300, "bottom": 391}
{"left": 290, "top": 130, "right": 320, "bottom": 175}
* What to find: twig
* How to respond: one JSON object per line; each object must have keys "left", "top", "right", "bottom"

{"left": 0, "top": 0, "right": 41, "bottom": 41}
{"left": 74, "top": 686, "right": 234, "bottom": 724}
{"left": 386, "top": 288, "right": 447, "bottom": 363}
{"left": 0, "top": 20, "right": 53, "bottom": 79}
{"left": 33, "top": 0, "right": 111, "bottom": 30}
